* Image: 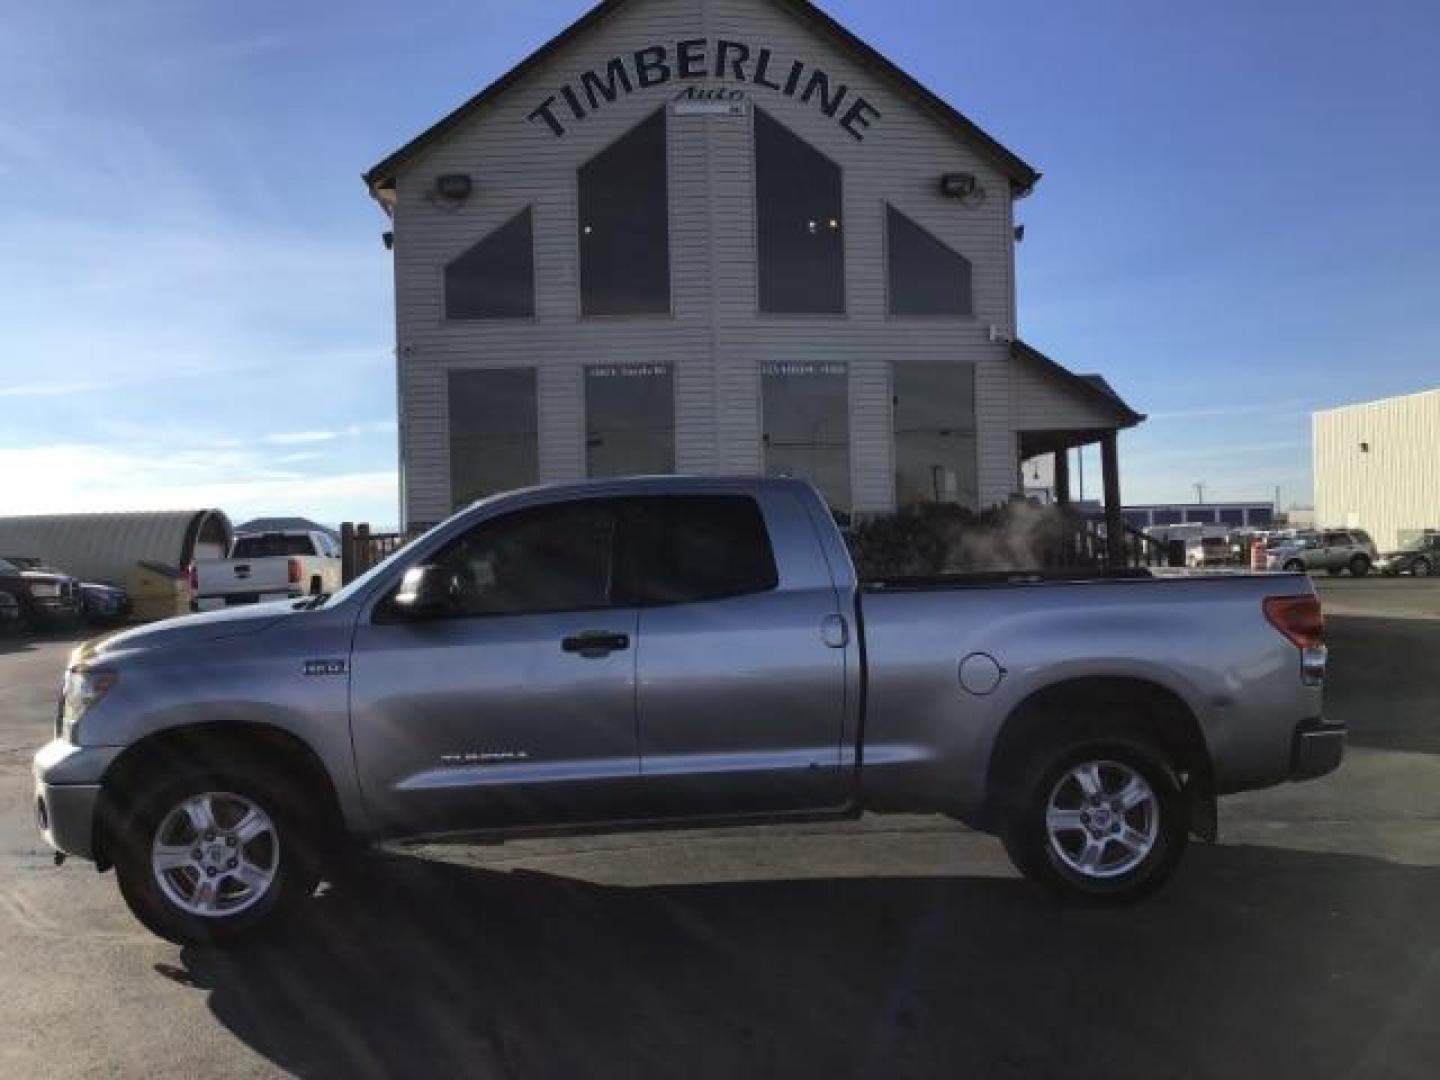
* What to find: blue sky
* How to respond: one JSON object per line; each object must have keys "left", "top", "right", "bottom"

{"left": 1, "top": 0, "right": 1436, "bottom": 525}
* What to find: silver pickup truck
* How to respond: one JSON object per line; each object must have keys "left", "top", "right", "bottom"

{"left": 33, "top": 477, "right": 1342, "bottom": 944}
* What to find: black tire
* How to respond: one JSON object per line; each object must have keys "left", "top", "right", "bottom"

{"left": 1002, "top": 734, "right": 1189, "bottom": 904}
{"left": 1413, "top": 558, "right": 1432, "bottom": 579}
{"left": 1349, "top": 555, "right": 1371, "bottom": 578}
{"left": 1283, "top": 560, "right": 1306, "bottom": 574}
{"left": 111, "top": 767, "right": 321, "bottom": 946}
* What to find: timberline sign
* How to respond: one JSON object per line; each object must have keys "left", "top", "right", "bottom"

{"left": 528, "top": 39, "right": 883, "bottom": 141}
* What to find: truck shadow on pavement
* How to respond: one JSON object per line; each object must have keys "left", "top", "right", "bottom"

{"left": 174, "top": 842, "right": 1440, "bottom": 1080}
{"left": 1327, "top": 614, "right": 1440, "bottom": 756}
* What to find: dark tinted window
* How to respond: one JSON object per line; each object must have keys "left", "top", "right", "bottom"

{"left": 580, "top": 110, "right": 670, "bottom": 316}
{"left": 1219, "top": 509, "right": 1245, "bottom": 526}
{"left": 449, "top": 370, "right": 539, "bottom": 509}
{"left": 0, "top": 559, "right": 17, "bottom": 576}
{"left": 1153, "top": 510, "right": 1183, "bottom": 525}
{"left": 1185, "top": 509, "right": 1217, "bottom": 524}
{"left": 1247, "top": 508, "right": 1274, "bottom": 526}
{"left": 893, "top": 363, "right": 977, "bottom": 508}
{"left": 1123, "top": 511, "right": 1150, "bottom": 529}
{"left": 445, "top": 207, "right": 535, "bottom": 320}
{"left": 755, "top": 109, "right": 844, "bottom": 314}
{"left": 429, "top": 501, "right": 616, "bottom": 617}
{"left": 586, "top": 364, "right": 675, "bottom": 478}
{"left": 763, "top": 362, "right": 850, "bottom": 513}
{"left": 886, "top": 205, "right": 972, "bottom": 316}
{"left": 232, "top": 534, "right": 318, "bottom": 558}
{"left": 622, "top": 496, "right": 779, "bottom": 605}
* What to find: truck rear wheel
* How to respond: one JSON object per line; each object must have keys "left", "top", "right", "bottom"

{"left": 111, "top": 768, "right": 321, "bottom": 945}
{"left": 1002, "top": 735, "right": 1188, "bottom": 903}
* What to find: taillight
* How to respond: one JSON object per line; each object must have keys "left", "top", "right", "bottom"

{"left": 187, "top": 562, "right": 198, "bottom": 593}
{"left": 1264, "top": 595, "right": 1326, "bottom": 685}
{"left": 288, "top": 558, "right": 303, "bottom": 585}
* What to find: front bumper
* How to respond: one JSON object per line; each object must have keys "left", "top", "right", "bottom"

{"left": 32, "top": 740, "right": 123, "bottom": 862}
{"left": 28, "top": 598, "right": 81, "bottom": 624}
{"left": 1291, "top": 722, "right": 1346, "bottom": 781}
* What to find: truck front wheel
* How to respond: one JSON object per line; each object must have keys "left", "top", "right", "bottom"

{"left": 1002, "top": 735, "right": 1188, "bottom": 903}
{"left": 111, "top": 769, "right": 321, "bottom": 945}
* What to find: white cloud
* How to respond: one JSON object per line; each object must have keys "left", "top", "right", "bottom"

{"left": 0, "top": 443, "right": 398, "bottom": 525}
{"left": 0, "top": 380, "right": 112, "bottom": 399}
{"left": 261, "top": 430, "right": 341, "bottom": 446}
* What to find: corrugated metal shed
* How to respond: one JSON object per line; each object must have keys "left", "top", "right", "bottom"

{"left": 0, "top": 511, "right": 233, "bottom": 585}
{"left": 1314, "top": 388, "right": 1440, "bottom": 550}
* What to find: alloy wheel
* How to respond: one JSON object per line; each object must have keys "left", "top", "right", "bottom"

{"left": 1045, "top": 760, "right": 1160, "bottom": 880}
{"left": 151, "top": 792, "right": 280, "bottom": 918}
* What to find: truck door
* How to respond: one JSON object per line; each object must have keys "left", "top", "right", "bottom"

{"left": 620, "top": 490, "right": 854, "bottom": 817}
{"left": 348, "top": 499, "right": 642, "bottom": 835}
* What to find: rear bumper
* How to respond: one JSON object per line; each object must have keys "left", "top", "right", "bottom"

{"left": 1291, "top": 721, "right": 1346, "bottom": 781}
{"left": 194, "top": 590, "right": 300, "bottom": 611}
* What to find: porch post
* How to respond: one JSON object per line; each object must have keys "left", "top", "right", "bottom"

{"left": 1053, "top": 449, "right": 1071, "bottom": 506}
{"left": 1101, "top": 432, "right": 1125, "bottom": 567}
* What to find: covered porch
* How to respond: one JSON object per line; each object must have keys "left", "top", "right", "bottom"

{"left": 1011, "top": 342, "right": 1148, "bottom": 567}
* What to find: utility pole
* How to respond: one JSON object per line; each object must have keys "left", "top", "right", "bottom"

{"left": 1194, "top": 481, "right": 1206, "bottom": 505}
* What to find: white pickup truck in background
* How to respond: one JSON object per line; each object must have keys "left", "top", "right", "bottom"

{"left": 193, "top": 530, "right": 342, "bottom": 611}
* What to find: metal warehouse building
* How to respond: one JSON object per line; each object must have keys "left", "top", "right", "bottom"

{"left": 1314, "top": 388, "right": 1440, "bottom": 551}
{"left": 0, "top": 511, "right": 232, "bottom": 586}
{"left": 365, "top": 0, "right": 1143, "bottom": 536}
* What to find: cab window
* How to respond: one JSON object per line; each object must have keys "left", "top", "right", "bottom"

{"left": 424, "top": 501, "right": 618, "bottom": 617}
{"left": 618, "top": 495, "right": 779, "bottom": 606}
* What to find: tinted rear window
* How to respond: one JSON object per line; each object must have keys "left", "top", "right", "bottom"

{"left": 232, "top": 534, "right": 318, "bottom": 558}
{"left": 622, "top": 496, "right": 779, "bottom": 605}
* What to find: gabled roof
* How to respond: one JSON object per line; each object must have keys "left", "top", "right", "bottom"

{"left": 364, "top": 0, "right": 1041, "bottom": 201}
{"left": 1013, "top": 340, "right": 1146, "bottom": 428}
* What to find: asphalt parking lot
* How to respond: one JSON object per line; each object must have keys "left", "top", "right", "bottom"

{"left": 1, "top": 578, "right": 1438, "bottom": 1079}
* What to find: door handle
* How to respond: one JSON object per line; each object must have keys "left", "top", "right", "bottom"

{"left": 562, "top": 632, "right": 631, "bottom": 657}
{"left": 821, "top": 614, "right": 849, "bottom": 649}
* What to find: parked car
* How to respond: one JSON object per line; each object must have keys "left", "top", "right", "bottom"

{"left": 1375, "top": 532, "right": 1440, "bottom": 578}
{"left": 1187, "top": 536, "right": 1233, "bottom": 568}
{"left": 80, "top": 582, "right": 133, "bottom": 625}
{"left": 33, "top": 477, "right": 1340, "bottom": 945}
{"left": 0, "top": 556, "right": 80, "bottom": 629}
{"left": 0, "top": 591, "right": 19, "bottom": 633}
{"left": 193, "top": 529, "right": 342, "bottom": 610}
{"left": 1265, "top": 530, "right": 1378, "bottom": 576}
{"left": 2, "top": 556, "right": 129, "bottom": 626}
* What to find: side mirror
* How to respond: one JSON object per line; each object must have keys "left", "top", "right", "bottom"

{"left": 392, "top": 564, "right": 460, "bottom": 619}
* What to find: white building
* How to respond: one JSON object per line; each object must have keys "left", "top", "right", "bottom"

{"left": 364, "top": 0, "right": 1143, "bottom": 540}
{"left": 1314, "top": 388, "right": 1440, "bottom": 550}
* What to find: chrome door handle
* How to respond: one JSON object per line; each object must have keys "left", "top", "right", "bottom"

{"left": 821, "top": 614, "right": 848, "bottom": 649}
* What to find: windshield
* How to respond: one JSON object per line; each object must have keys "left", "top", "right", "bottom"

{"left": 0, "top": 558, "right": 17, "bottom": 576}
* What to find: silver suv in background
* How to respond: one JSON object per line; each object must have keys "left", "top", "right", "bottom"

{"left": 1266, "top": 530, "right": 1378, "bottom": 576}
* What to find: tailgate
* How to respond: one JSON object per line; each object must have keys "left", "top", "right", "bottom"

{"left": 196, "top": 558, "right": 296, "bottom": 604}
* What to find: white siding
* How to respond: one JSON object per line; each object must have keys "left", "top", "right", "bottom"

{"left": 1010, "top": 354, "right": 1120, "bottom": 433}
{"left": 1314, "top": 389, "right": 1440, "bottom": 550}
{"left": 386, "top": 0, "right": 1046, "bottom": 525}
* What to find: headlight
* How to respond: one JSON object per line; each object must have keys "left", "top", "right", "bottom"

{"left": 59, "top": 669, "right": 117, "bottom": 743}
{"left": 28, "top": 581, "right": 61, "bottom": 599}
